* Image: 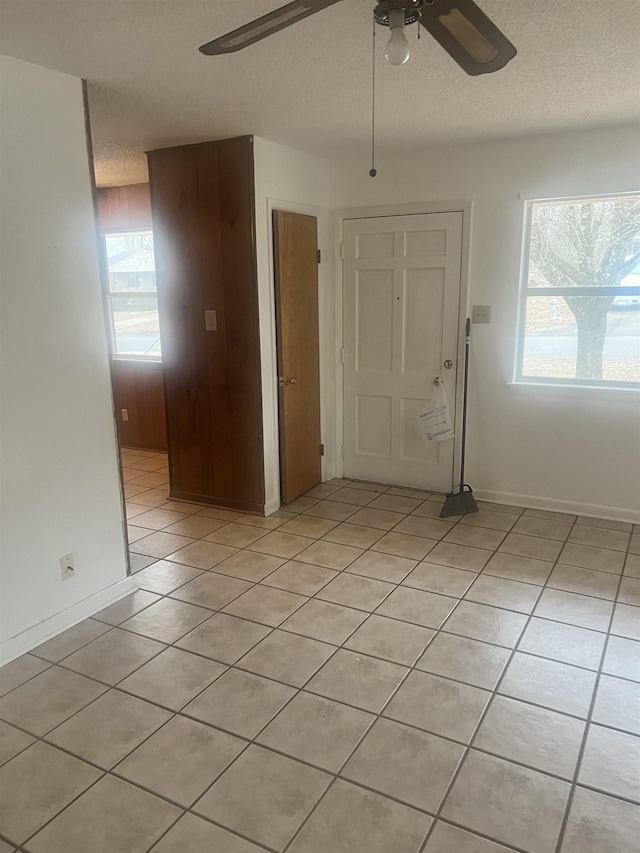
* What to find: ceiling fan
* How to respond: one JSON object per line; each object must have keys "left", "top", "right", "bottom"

{"left": 199, "top": 0, "right": 517, "bottom": 76}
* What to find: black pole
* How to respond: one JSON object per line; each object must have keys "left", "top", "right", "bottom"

{"left": 459, "top": 318, "right": 471, "bottom": 491}
{"left": 440, "top": 318, "right": 477, "bottom": 517}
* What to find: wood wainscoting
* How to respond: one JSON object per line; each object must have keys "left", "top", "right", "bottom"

{"left": 111, "top": 360, "right": 167, "bottom": 451}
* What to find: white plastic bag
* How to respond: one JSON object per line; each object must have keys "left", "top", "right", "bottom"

{"left": 417, "top": 382, "right": 455, "bottom": 443}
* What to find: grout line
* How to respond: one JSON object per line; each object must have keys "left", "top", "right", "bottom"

{"left": 281, "top": 568, "right": 486, "bottom": 850}
{"left": 7, "top": 641, "right": 265, "bottom": 850}
{"left": 7, "top": 583, "right": 636, "bottom": 702}
{"left": 416, "top": 512, "right": 582, "bottom": 852}
{"left": 6, "top": 551, "right": 635, "bottom": 709}
{"left": 419, "top": 818, "right": 531, "bottom": 853}
{"left": 2, "top": 486, "right": 639, "bottom": 853}
{"left": 16, "top": 768, "right": 111, "bottom": 848}
{"left": 552, "top": 541, "right": 631, "bottom": 853}
{"left": 139, "top": 573, "right": 401, "bottom": 851}
{"left": 0, "top": 659, "right": 55, "bottom": 701}
{"left": 8, "top": 607, "right": 639, "bottom": 776}
{"left": 561, "top": 781, "right": 640, "bottom": 808}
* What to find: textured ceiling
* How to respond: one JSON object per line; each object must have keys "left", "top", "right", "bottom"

{"left": 1, "top": 0, "right": 639, "bottom": 186}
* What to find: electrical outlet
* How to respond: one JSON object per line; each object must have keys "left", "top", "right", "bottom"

{"left": 60, "top": 553, "right": 75, "bottom": 581}
{"left": 472, "top": 305, "right": 492, "bottom": 324}
{"left": 121, "top": 408, "right": 129, "bottom": 422}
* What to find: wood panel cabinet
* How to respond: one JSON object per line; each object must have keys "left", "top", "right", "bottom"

{"left": 147, "top": 136, "right": 264, "bottom": 513}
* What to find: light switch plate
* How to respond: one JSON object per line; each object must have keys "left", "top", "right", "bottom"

{"left": 204, "top": 310, "right": 217, "bottom": 332}
{"left": 472, "top": 305, "right": 491, "bottom": 324}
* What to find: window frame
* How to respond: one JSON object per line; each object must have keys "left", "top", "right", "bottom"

{"left": 514, "top": 192, "right": 640, "bottom": 391}
{"left": 103, "top": 227, "right": 162, "bottom": 363}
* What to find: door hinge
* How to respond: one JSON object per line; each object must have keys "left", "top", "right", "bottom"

{"left": 340, "top": 243, "right": 344, "bottom": 260}
{"left": 341, "top": 445, "right": 345, "bottom": 459}
{"left": 317, "top": 249, "right": 321, "bottom": 264}
{"left": 321, "top": 444, "right": 325, "bottom": 456}
{"left": 340, "top": 348, "right": 345, "bottom": 364}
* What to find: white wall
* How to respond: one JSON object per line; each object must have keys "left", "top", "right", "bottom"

{"left": 0, "top": 56, "right": 132, "bottom": 662}
{"left": 253, "top": 137, "right": 332, "bottom": 512}
{"left": 329, "top": 125, "right": 640, "bottom": 520}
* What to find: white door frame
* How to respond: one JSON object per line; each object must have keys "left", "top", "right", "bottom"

{"left": 334, "top": 200, "right": 473, "bottom": 490}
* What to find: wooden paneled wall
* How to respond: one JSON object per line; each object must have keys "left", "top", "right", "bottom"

{"left": 97, "top": 183, "right": 152, "bottom": 231}
{"left": 148, "top": 136, "right": 265, "bottom": 512}
{"left": 111, "top": 362, "right": 167, "bottom": 451}
{"left": 97, "top": 183, "right": 168, "bottom": 452}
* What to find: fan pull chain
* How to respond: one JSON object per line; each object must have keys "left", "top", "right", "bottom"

{"left": 369, "top": 14, "right": 377, "bottom": 178}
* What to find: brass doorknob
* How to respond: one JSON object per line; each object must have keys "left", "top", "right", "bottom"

{"left": 286, "top": 377, "right": 297, "bottom": 385}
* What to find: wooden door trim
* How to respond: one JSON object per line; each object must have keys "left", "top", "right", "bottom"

{"left": 334, "top": 201, "right": 473, "bottom": 483}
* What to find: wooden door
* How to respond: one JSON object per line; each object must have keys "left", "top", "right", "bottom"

{"left": 343, "top": 212, "right": 463, "bottom": 492}
{"left": 273, "top": 211, "right": 322, "bottom": 504}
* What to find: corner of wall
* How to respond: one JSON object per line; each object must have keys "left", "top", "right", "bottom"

{"left": 0, "top": 55, "right": 128, "bottom": 654}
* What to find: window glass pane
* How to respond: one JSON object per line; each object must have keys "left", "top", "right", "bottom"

{"left": 518, "top": 194, "right": 640, "bottom": 387}
{"left": 105, "top": 231, "right": 156, "bottom": 293}
{"left": 528, "top": 196, "right": 640, "bottom": 289}
{"left": 111, "top": 297, "right": 161, "bottom": 359}
{"left": 521, "top": 296, "right": 640, "bottom": 383}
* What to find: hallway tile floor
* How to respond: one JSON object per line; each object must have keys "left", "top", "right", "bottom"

{"left": 1, "top": 448, "right": 639, "bottom": 852}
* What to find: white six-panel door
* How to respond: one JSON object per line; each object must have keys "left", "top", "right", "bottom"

{"left": 342, "top": 212, "right": 462, "bottom": 492}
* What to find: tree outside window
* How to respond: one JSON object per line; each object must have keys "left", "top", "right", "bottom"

{"left": 105, "top": 230, "right": 161, "bottom": 360}
{"left": 518, "top": 194, "right": 640, "bottom": 386}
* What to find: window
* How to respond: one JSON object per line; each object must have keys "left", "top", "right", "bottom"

{"left": 516, "top": 194, "right": 640, "bottom": 387}
{"left": 104, "top": 230, "right": 161, "bottom": 360}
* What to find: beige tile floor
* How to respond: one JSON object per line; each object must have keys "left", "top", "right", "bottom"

{"left": 1, "top": 447, "right": 639, "bottom": 852}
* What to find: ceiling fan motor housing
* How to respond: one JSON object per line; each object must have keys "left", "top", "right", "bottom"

{"left": 373, "top": 0, "right": 426, "bottom": 27}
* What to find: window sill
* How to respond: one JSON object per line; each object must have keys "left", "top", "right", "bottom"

{"left": 508, "top": 381, "right": 640, "bottom": 402}
{"left": 112, "top": 357, "right": 163, "bottom": 367}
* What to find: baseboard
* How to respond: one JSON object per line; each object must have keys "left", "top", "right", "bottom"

{"left": 264, "top": 497, "right": 281, "bottom": 516}
{"left": 121, "top": 443, "right": 167, "bottom": 453}
{"left": 0, "top": 576, "right": 136, "bottom": 666}
{"left": 475, "top": 489, "right": 640, "bottom": 525}
{"left": 170, "top": 490, "right": 264, "bottom": 515}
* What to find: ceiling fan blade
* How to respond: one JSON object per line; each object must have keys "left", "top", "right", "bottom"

{"left": 199, "top": 0, "right": 345, "bottom": 55}
{"left": 419, "top": 0, "right": 516, "bottom": 75}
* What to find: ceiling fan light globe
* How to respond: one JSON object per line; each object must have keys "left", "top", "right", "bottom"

{"left": 385, "top": 27, "right": 411, "bottom": 65}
